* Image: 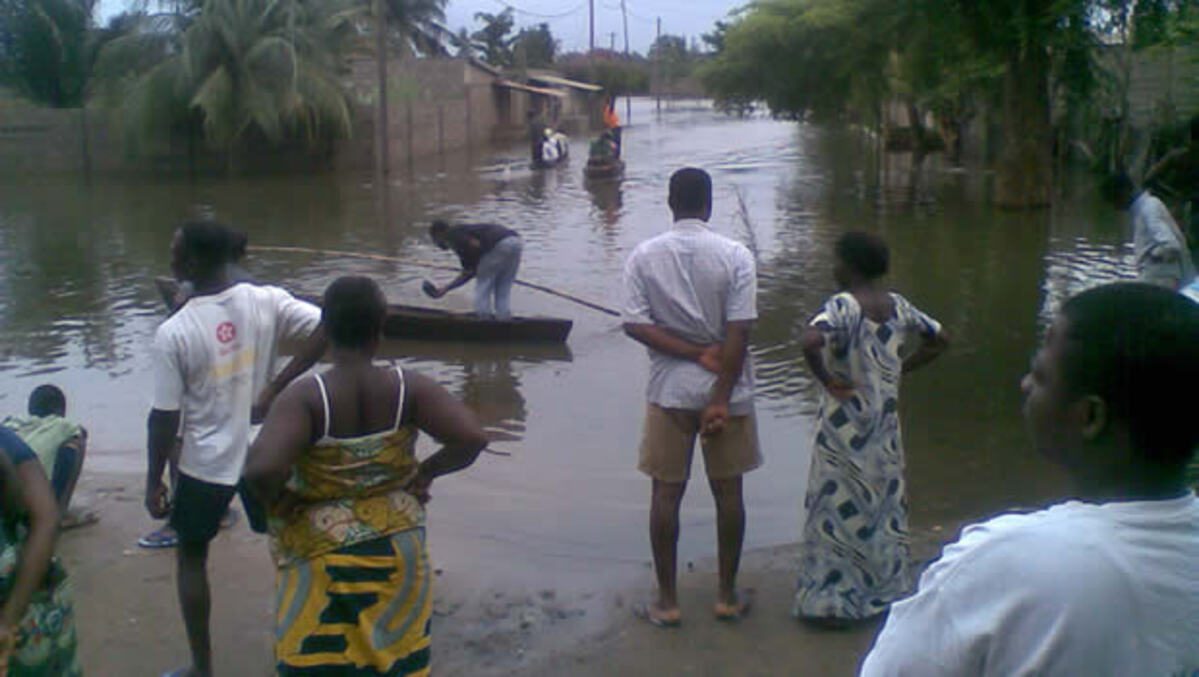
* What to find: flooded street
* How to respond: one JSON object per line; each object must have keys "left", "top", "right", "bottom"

{"left": 0, "top": 98, "right": 1137, "bottom": 586}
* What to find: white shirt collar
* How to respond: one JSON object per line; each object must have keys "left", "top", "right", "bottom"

{"left": 671, "top": 218, "right": 710, "bottom": 232}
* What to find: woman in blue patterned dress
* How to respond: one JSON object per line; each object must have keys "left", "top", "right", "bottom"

{"left": 793, "top": 232, "right": 949, "bottom": 625}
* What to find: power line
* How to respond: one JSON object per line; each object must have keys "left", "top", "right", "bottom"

{"left": 489, "top": 0, "right": 588, "bottom": 19}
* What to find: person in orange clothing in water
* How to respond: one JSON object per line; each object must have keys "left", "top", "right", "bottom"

{"left": 603, "top": 96, "right": 622, "bottom": 158}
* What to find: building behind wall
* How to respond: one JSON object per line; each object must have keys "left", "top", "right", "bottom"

{"left": 338, "top": 58, "right": 606, "bottom": 170}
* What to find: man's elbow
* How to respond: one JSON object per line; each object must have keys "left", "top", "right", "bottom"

{"left": 800, "top": 328, "right": 824, "bottom": 353}
{"left": 931, "top": 329, "right": 951, "bottom": 352}
{"left": 462, "top": 430, "right": 489, "bottom": 466}
{"left": 147, "top": 409, "right": 179, "bottom": 439}
{"left": 241, "top": 451, "right": 277, "bottom": 499}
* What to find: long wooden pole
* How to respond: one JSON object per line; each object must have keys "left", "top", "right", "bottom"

{"left": 248, "top": 245, "right": 621, "bottom": 317}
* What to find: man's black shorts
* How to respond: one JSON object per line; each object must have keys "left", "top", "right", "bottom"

{"left": 170, "top": 473, "right": 267, "bottom": 544}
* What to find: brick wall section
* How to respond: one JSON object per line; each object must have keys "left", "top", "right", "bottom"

{"left": 337, "top": 57, "right": 520, "bottom": 172}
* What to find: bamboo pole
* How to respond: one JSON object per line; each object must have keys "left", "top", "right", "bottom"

{"left": 247, "top": 245, "right": 621, "bottom": 317}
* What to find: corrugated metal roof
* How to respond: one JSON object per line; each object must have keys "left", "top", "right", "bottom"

{"left": 494, "top": 80, "right": 567, "bottom": 98}
{"left": 526, "top": 73, "right": 603, "bottom": 92}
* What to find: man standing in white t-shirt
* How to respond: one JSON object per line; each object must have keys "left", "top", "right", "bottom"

{"left": 146, "top": 221, "right": 324, "bottom": 677}
{"left": 860, "top": 282, "right": 1199, "bottom": 676}
{"left": 622, "top": 167, "right": 761, "bottom": 626}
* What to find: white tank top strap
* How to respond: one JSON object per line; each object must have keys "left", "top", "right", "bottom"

{"left": 392, "top": 365, "right": 406, "bottom": 432}
{"left": 313, "top": 372, "right": 332, "bottom": 439}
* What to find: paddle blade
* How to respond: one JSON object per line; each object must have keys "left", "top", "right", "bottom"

{"left": 421, "top": 280, "right": 438, "bottom": 298}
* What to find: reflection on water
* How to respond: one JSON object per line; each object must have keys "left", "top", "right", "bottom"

{"left": 0, "top": 99, "right": 1133, "bottom": 569}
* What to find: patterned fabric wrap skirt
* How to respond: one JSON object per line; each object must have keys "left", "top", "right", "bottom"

{"left": 9, "top": 578, "right": 81, "bottom": 677}
{"left": 275, "top": 529, "right": 431, "bottom": 676}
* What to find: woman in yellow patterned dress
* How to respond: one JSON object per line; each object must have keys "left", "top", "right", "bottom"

{"left": 246, "top": 277, "right": 488, "bottom": 676}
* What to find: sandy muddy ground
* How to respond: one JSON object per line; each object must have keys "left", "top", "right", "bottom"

{"left": 58, "top": 471, "right": 955, "bottom": 676}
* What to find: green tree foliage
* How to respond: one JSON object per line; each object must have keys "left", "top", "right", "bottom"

{"left": 513, "top": 22, "right": 555, "bottom": 68}
{"left": 0, "top": 0, "right": 93, "bottom": 106}
{"left": 378, "top": 0, "right": 450, "bottom": 59}
{"left": 698, "top": 0, "right": 894, "bottom": 120}
{"left": 471, "top": 8, "right": 514, "bottom": 67}
{"left": 701, "top": 0, "right": 1190, "bottom": 207}
{"left": 97, "top": 0, "right": 360, "bottom": 162}
{"left": 648, "top": 34, "right": 692, "bottom": 82}
{"left": 559, "top": 50, "right": 649, "bottom": 94}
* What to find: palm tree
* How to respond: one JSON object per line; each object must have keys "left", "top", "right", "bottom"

{"left": 370, "top": 0, "right": 449, "bottom": 177}
{"left": 97, "top": 0, "right": 361, "bottom": 172}
{"left": 0, "top": 0, "right": 95, "bottom": 107}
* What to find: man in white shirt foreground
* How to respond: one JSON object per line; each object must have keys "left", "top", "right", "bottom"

{"left": 861, "top": 282, "right": 1199, "bottom": 676}
{"left": 146, "top": 221, "right": 325, "bottom": 677}
{"left": 623, "top": 167, "right": 761, "bottom": 626}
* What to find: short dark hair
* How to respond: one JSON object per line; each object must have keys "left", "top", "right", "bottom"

{"left": 227, "top": 229, "right": 248, "bottom": 262}
{"left": 1104, "top": 171, "right": 1136, "bottom": 206}
{"left": 430, "top": 221, "right": 449, "bottom": 239}
{"left": 668, "top": 167, "right": 712, "bottom": 215}
{"left": 28, "top": 384, "right": 66, "bottom": 417}
{"left": 1059, "top": 283, "right": 1199, "bottom": 468}
{"left": 178, "top": 221, "right": 234, "bottom": 278}
{"left": 322, "top": 276, "right": 387, "bottom": 350}
{"left": 835, "top": 231, "right": 889, "bottom": 279}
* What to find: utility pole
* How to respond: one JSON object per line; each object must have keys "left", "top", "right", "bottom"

{"left": 655, "top": 16, "right": 661, "bottom": 113}
{"left": 610, "top": 32, "right": 616, "bottom": 51}
{"left": 588, "top": 0, "right": 595, "bottom": 56}
{"left": 621, "top": 0, "right": 630, "bottom": 120}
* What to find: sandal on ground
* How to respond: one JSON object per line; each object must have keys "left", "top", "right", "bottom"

{"left": 714, "top": 589, "right": 755, "bottom": 622}
{"left": 137, "top": 526, "right": 178, "bottom": 549}
{"left": 632, "top": 602, "right": 681, "bottom": 628}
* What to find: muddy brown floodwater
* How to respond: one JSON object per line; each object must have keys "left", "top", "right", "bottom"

{"left": 0, "top": 98, "right": 1136, "bottom": 599}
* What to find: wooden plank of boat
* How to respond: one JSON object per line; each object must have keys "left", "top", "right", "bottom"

{"left": 154, "top": 277, "right": 573, "bottom": 344}
{"left": 530, "top": 155, "right": 569, "bottom": 170}
{"left": 584, "top": 158, "right": 624, "bottom": 180}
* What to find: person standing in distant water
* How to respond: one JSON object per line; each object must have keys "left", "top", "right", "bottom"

{"left": 147, "top": 221, "right": 326, "bottom": 677}
{"left": 623, "top": 167, "right": 761, "bottom": 626}
{"left": 1109, "top": 172, "right": 1195, "bottom": 290}
{"left": 861, "top": 284, "right": 1199, "bottom": 675}
{"left": 1145, "top": 115, "right": 1199, "bottom": 260}
{"left": 527, "top": 108, "right": 545, "bottom": 163}
{"left": 427, "top": 221, "right": 524, "bottom": 319}
{"left": 603, "top": 96, "right": 622, "bottom": 158}
{"left": 794, "top": 232, "right": 948, "bottom": 627}
{"left": 245, "top": 276, "right": 488, "bottom": 676}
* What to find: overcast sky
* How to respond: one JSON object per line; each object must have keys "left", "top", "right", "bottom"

{"left": 96, "top": 0, "right": 740, "bottom": 55}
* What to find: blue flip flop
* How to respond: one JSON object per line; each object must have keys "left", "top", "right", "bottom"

{"left": 137, "top": 526, "right": 178, "bottom": 549}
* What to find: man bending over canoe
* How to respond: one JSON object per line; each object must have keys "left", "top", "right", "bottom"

{"left": 426, "top": 221, "right": 524, "bottom": 320}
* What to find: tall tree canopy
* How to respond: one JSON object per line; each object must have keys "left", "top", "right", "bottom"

{"left": 700, "top": 0, "right": 1191, "bottom": 208}
{"left": 471, "top": 8, "right": 514, "bottom": 67}
{"left": 513, "top": 22, "right": 555, "bottom": 68}
{"left": 0, "top": 0, "right": 93, "bottom": 106}
{"left": 96, "top": 0, "right": 360, "bottom": 167}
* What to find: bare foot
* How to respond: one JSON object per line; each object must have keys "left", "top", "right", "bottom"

{"left": 633, "top": 601, "right": 681, "bottom": 628}
{"left": 714, "top": 589, "right": 754, "bottom": 622}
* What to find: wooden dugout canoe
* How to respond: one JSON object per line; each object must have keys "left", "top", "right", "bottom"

{"left": 154, "top": 277, "right": 574, "bottom": 344}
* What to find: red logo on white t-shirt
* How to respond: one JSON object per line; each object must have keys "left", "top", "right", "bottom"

{"left": 216, "top": 321, "right": 237, "bottom": 344}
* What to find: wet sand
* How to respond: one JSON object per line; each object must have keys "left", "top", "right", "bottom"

{"left": 62, "top": 469, "right": 954, "bottom": 676}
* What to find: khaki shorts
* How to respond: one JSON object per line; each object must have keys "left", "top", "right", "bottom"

{"left": 638, "top": 404, "right": 762, "bottom": 483}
